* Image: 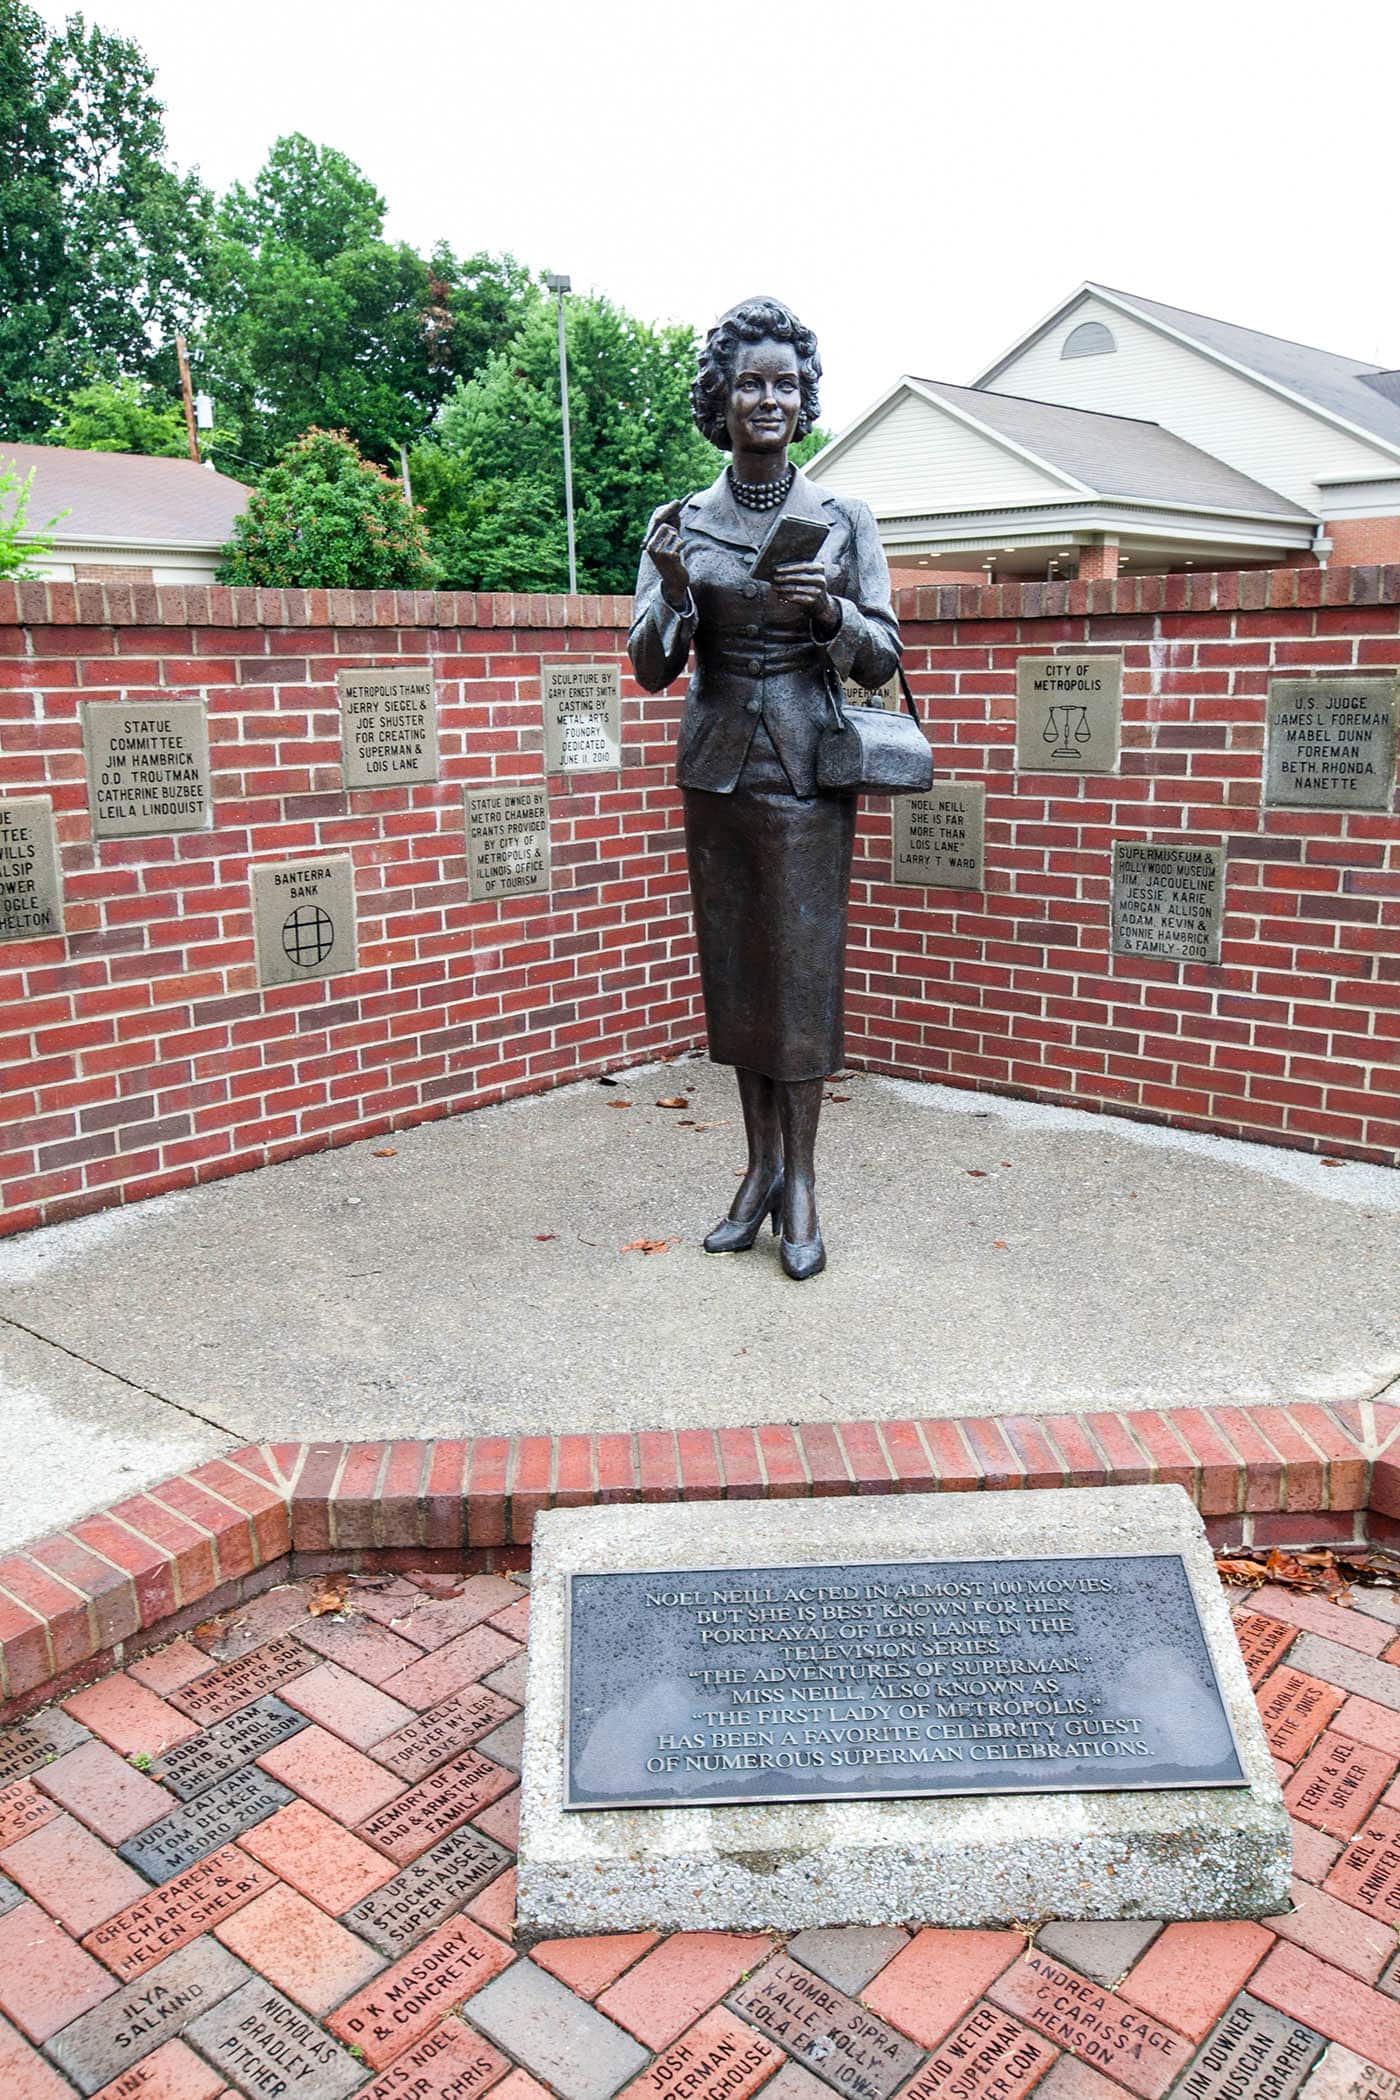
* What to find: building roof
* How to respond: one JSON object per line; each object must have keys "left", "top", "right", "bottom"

{"left": 0, "top": 442, "right": 251, "bottom": 546}
{"left": 910, "top": 381, "right": 1313, "bottom": 517}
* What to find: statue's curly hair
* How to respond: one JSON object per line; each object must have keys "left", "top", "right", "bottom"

{"left": 691, "top": 297, "right": 821, "bottom": 450}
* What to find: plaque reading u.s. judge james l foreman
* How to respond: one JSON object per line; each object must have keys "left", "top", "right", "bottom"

{"left": 0, "top": 794, "right": 63, "bottom": 941}
{"left": 541, "top": 661, "right": 621, "bottom": 774}
{"left": 250, "top": 857, "right": 357, "bottom": 988}
{"left": 336, "top": 667, "right": 439, "bottom": 788}
{"left": 1265, "top": 676, "right": 1398, "bottom": 810}
{"left": 1016, "top": 655, "right": 1122, "bottom": 774}
{"left": 82, "top": 701, "right": 211, "bottom": 837}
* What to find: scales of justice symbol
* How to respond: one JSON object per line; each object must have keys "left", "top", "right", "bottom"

{"left": 1043, "top": 703, "right": 1093, "bottom": 761}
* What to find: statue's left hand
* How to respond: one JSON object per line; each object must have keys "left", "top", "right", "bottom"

{"left": 774, "top": 561, "right": 840, "bottom": 635}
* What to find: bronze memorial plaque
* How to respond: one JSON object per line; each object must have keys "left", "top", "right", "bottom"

{"left": 1016, "top": 654, "right": 1122, "bottom": 775}
{"left": 0, "top": 794, "right": 63, "bottom": 941}
{"left": 564, "top": 1553, "right": 1244, "bottom": 1810}
{"left": 892, "top": 783, "right": 985, "bottom": 889}
{"left": 541, "top": 660, "right": 622, "bottom": 773}
{"left": 464, "top": 783, "right": 551, "bottom": 902}
{"left": 1111, "top": 840, "right": 1225, "bottom": 965}
{"left": 82, "top": 700, "right": 211, "bottom": 837}
{"left": 250, "top": 856, "right": 357, "bottom": 988}
{"left": 337, "top": 666, "right": 439, "bottom": 788}
{"left": 1265, "top": 675, "right": 1398, "bottom": 811}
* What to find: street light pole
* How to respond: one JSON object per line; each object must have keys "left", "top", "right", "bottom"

{"left": 544, "top": 272, "right": 577, "bottom": 595}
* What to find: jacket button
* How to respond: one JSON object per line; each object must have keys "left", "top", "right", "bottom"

{"left": 746, "top": 698, "right": 762, "bottom": 714}
{"left": 741, "top": 623, "right": 757, "bottom": 636}
{"left": 747, "top": 658, "right": 762, "bottom": 675}
{"left": 744, "top": 583, "right": 758, "bottom": 599}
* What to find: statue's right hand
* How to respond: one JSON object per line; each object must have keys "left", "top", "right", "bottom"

{"left": 645, "top": 501, "right": 690, "bottom": 606}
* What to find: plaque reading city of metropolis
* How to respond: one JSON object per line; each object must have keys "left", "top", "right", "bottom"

{"left": 564, "top": 1551, "right": 1244, "bottom": 1811}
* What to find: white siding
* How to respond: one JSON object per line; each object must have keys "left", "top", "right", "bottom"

{"left": 814, "top": 388, "right": 1071, "bottom": 514}
{"left": 986, "top": 295, "right": 1394, "bottom": 512}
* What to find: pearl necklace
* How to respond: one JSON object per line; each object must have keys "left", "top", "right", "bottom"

{"left": 729, "top": 465, "right": 794, "bottom": 512}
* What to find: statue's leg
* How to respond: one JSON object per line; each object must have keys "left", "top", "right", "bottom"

{"left": 777, "top": 1077, "right": 826, "bottom": 1279}
{"left": 702, "top": 1067, "right": 782, "bottom": 1253}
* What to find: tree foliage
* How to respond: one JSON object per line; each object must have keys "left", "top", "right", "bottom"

{"left": 198, "top": 134, "right": 535, "bottom": 476}
{"left": 415, "top": 293, "right": 719, "bottom": 593}
{"left": 217, "top": 426, "right": 434, "bottom": 589}
{"left": 0, "top": 2, "right": 210, "bottom": 437}
{"left": 0, "top": 462, "right": 59, "bottom": 577}
{"left": 47, "top": 374, "right": 188, "bottom": 455}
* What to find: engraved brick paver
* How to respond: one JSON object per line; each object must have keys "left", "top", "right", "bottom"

{"left": 1169, "top": 1992, "right": 1323, "bottom": 2100}
{"left": 727, "top": 1952, "right": 923, "bottom": 2097}
{"left": 370, "top": 1685, "right": 517, "bottom": 1782}
{"left": 1326, "top": 1805, "right": 1400, "bottom": 1919}
{"left": 343, "top": 1824, "right": 513, "bottom": 1955}
{"left": 168, "top": 1637, "right": 315, "bottom": 1725}
{"left": 1249, "top": 1943, "right": 1400, "bottom": 2076}
{"left": 1233, "top": 1614, "right": 1298, "bottom": 1688}
{"left": 234, "top": 1797, "right": 394, "bottom": 1913}
{"left": 989, "top": 1951, "right": 1190, "bottom": 2098}
{"left": 356, "top": 2012, "right": 510, "bottom": 2098}
{"left": 47, "top": 1936, "right": 249, "bottom": 2089}
{"left": 597, "top": 1931, "right": 773, "bottom": 2050}
{"left": 90, "top": 2035, "right": 227, "bottom": 2098}
{"left": 118, "top": 1767, "right": 293, "bottom": 1882}
{"left": 1256, "top": 1672, "right": 1345, "bottom": 1762}
{"left": 468, "top": 1960, "right": 650, "bottom": 2100}
{"left": 0, "top": 1777, "right": 63, "bottom": 1848}
{"left": 889, "top": 2000, "right": 1055, "bottom": 2100}
{"left": 184, "top": 1977, "right": 364, "bottom": 2100}
{"left": 325, "top": 1916, "right": 513, "bottom": 2067}
{"left": 33, "top": 1739, "right": 178, "bottom": 1845}
{"left": 0, "top": 1710, "right": 91, "bottom": 1786}
{"left": 3, "top": 1812, "right": 148, "bottom": 1935}
{"left": 354, "top": 1747, "right": 514, "bottom": 1865}
{"left": 1284, "top": 1731, "right": 1396, "bottom": 1836}
{"left": 616, "top": 2008, "right": 781, "bottom": 2100}
{"left": 150, "top": 1696, "right": 309, "bottom": 1800}
{"left": 82, "top": 1844, "right": 277, "bottom": 1983}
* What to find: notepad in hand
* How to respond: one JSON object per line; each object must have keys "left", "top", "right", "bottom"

{"left": 750, "top": 512, "right": 830, "bottom": 584}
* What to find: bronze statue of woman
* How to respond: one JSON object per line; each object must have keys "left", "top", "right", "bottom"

{"left": 628, "top": 298, "right": 902, "bottom": 1279}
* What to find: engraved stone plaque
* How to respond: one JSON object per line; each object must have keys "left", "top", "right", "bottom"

{"left": 150, "top": 1694, "right": 309, "bottom": 1799}
{"left": 892, "top": 783, "right": 985, "bottom": 889}
{"left": 0, "top": 794, "right": 63, "bottom": 942}
{"left": 250, "top": 856, "right": 357, "bottom": 988}
{"left": 118, "top": 1767, "right": 294, "bottom": 1880}
{"left": 82, "top": 700, "right": 211, "bottom": 837}
{"left": 1175, "top": 1993, "right": 1325, "bottom": 2100}
{"left": 48, "top": 1938, "right": 252, "bottom": 2093}
{"left": 1016, "top": 654, "right": 1122, "bottom": 774}
{"left": 1111, "top": 841, "right": 1225, "bottom": 965}
{"left": 188, "top": 1978, "right": 366, "bottom": 2100}
{"left": 464, "top": 783, "right": 550, "bottom": 902}
{"left": 337, "top": 665, "right": 439, "bottom": 788}
{"left": 542, "top": 660, "right": 621, "bottom": 773}
{"left": 728, "top": 1951, "right": 922, "bottom": 2096}
{"left": 565, "top": 1552, "right": 1244, "bottom": 1810}
{"left": 169, "top": 1636, "right": 312, "bottom": 1724}
{"left": 343, "top": 1825, "right": 513, "bottom": 1955}
{"left": 842, "top": 672, "right": 901, "bottom": 712}
{"left": 1265, "top": 676, "right": 1398, "bottom": 810}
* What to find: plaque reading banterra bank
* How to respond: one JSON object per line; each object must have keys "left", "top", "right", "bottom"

{"left": 541, "top": 661, "right": 622, "bottom": 773}
{"left": 250, "top": 857, "right": 357, "bottom": 988}
{"left": 564, "top": 1553, "right": 1244, "bottom": 1810}
{"left": 336, "top": 667, "right": 439, "bottom": 788}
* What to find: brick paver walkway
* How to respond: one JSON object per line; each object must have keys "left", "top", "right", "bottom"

{"left": 2, "top": 1566, "right": 1399, "bottom": 2100}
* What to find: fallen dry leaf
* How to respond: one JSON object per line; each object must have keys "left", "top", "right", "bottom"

{"left": 992, "top": 1239, "right": 1009, "bottom": 1250}
{"left": 534, "top": 1233, "right": 558, "bottom": 1242}
{"left": 407, "top": 1573, "right": 466, "bottom": 1600}
{"left": 966, "top": 1169, "right": 988, "bottom": 1179}
{"left": 1214, "top": 1545, "right": 1354, "bottom": 1600}
{"left": 1321, "top": 1157, "right": 1345, "bottom": 1167}
{"left": 371, "top": 1147, "right": 397, "bottom": 1158}
{"left": 608, "top": 1100, "right": 632, "bottom": 1109}
{"left": 825, "top": 1091, "right": 851, "bottom": 1103}
{"left": 307, "top": 1577, "right": 350, "bottom": 1617}
{"left": 621, "top": 1237, "right": 672, "bottom": 1254}
{"left": 656, "top": 1096, "right": 689, "bottom": 1110}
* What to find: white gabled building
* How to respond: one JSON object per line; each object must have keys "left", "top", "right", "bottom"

{"left": 809, "top": 283, "right": 1400, "bottom": 582}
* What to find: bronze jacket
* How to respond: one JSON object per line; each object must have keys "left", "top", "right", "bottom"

{"left": 627, "top": 467, "right": 901, "bottom": 797}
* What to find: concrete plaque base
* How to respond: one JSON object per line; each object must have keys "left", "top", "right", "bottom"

{"left": 516, "top": 1486, "right": 1288, "bottom": 1939}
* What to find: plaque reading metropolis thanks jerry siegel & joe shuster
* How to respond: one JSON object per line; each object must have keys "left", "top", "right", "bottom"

{"left": 564, "top": 1552, "right": 1244, "bottom": 1810}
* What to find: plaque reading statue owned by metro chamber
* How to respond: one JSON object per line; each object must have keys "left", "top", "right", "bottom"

{"left": 81, "top": 701, "right": 211, "bottom": 838}
{"left": 1112, "top": 840, "right": 1225, "bottom": 965}
{"left": 1015, "top": 654, "right": 1122, "bottom": 774}
{"left": 565, "top": 1552, "right": 1243, "bottom": 1811}
{"left": 1265, "top": 675, "right": 1398, "bottom": 811}
{"left": 891, "top": 782, "right": 985, "bottom": 890}
{"left": 336, "top": 666, "right": 439, "bottom": 788}
{"left": 541, "top": 661, "right": 622, "bottom": 774}
{"left": 0, "top": 794, "right": 64, "bottom": 942}
{"left": 464, "top": 783, "right": 551, "bottom": 902}
{"left": 250, "top": 856, "right": 357, "bottom": 989}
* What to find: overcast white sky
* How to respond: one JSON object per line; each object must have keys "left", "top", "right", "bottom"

{"left": 36, "top": 0, "right": 1400, "bottom": 432}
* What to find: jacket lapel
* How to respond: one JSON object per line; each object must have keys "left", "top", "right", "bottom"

{"left": 683, "top": 466, "right": 839, "bottom": 555}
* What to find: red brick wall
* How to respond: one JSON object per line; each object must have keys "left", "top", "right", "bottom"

{"left": 1325, "top": 518, "right": 1400, "bottom": 567}
{"left": 1, "top": 562, "right": 1397, "bottom": 1234}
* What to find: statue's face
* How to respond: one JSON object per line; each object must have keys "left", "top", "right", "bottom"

{"left": 725, "top": 337, "right": 802, "bottom": 454}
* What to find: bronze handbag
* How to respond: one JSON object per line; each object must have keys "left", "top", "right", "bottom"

{"left": 816, "top": 665, "right": 933, "bottom": 795}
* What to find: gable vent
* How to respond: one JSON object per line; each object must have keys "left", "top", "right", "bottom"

{"left": 1358, "top": 369, "right": 1400, "bottom": 406}
{"left": 1062, "top": 321, "right": 1116, "bottom": 360}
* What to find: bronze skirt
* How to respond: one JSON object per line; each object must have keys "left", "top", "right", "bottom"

{"left": 683, "top": 721, "right": 856, "bottom": 1083}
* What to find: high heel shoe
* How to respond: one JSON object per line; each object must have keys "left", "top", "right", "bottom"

{"left": 779, "top": 1177, "right": 826, "bottom": 1279}
{"left": 703, "top": 1171, "right": 783, "bottom": 1254}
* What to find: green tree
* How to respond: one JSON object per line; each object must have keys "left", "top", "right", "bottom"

{"left": 48, "top": 374, "right": 188, "bottom": 455}
{"left": 199, "top": 135, "right": 535, "bottom": 474}
{"left": 414, "top": 293, "right": 717, "bottom": 593}
{"left": 0, "top": 461, "right": 60, "bottom": 576}
{"left": 217, "top": 426, "right": 434, "bottom": 589}
{"left": 0, "top": 3, "right": 210, "bottom": 437}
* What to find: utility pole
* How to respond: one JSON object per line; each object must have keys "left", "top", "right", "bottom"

{"left": 175, "top": 335, "right": 199, "bottom": 462}
{"left": 544, "top": 273, "right": 577, "bottom": 594}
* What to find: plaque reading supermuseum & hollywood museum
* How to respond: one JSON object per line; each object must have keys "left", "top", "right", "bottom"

{"left": 82, "top": 701, "right": 211, "bottom": 838}
{"left": 464, "top": 783, "right": 550, "bottom": 902}
{"left": 565, "top": 1553, "right": 1244, "bottom": 1810}
{"left": 892, "top": 783, "right": 985, "bottom": 889}
{"left": 1265, "top": 675, "right": 1398, "bottom": 811}
{"left": 1112, "top": 840, "right": 1225, "bottom": 965}
{"left": 1016, "top": 654, "right": 1122, "bottom": 774}
{"left": 0, "top": 794, "right": 63, "bottom": 941}
{"left": 542, "top": 661, "right": 622, "bottom": 774}
{"left": 250, "top": 857, "right": 357, "bottom": 988}
{"left": 336, "top": 666, "right": 439, "bottom": 788}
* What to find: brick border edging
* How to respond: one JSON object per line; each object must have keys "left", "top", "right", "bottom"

{"left": 2, "top": 1400, "right": 1397, "bottom": 1719}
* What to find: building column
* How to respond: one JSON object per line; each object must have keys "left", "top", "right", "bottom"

{"left": 1077, "top": 542, "right": 1120, "bottom": 582}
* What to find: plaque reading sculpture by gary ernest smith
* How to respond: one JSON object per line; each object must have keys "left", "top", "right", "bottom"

{"left": 250, "top": 856, "right": 357, "bottom": 989}
{"left": 892, "top": 782, "right": 985, "bottom": 890}
{"left": 464, "top": 783, "right": 550, "bottom": 902}
{"left": 336, "top": 666, "right": 440, "bottom": 788}
{"left": 1016, "top": 654, "right": 1122, "bottom": 774}
{"left": 516, "top": 1486, "right": 1288, "bottom": 1939}
{"left": 1112, "top": 840, "right": 1225, "bottom": 965}
{"left": 1265, "top": 675, "right": 1398, "bottom": 811}
{"left": 541, "top": 660, "right": 622, "bottom": 774}
{"left": 0, "top": 794, "right": 63, "bottom": 941}
{"left": 81, "top": 700, "right": 211, "bottom": 837}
